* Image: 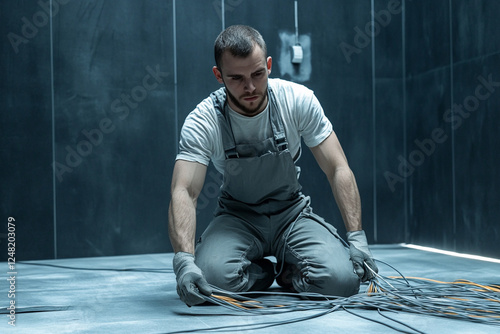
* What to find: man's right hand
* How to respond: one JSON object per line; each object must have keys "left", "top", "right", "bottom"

{"left": 172, "top": 252, "right": 212, "bottom": 306}
{"left": 346, "top": 230, "right": 378, "bottom": 282}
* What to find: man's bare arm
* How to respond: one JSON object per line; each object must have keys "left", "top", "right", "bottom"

{"left": 310, "top": 131, "right": 362, "bottom": 232}
{"left": 311, "top": 131, "right": 377, "bottom": 281}
{"left": 168, "top": 160, "right": 207, "bottom": 254}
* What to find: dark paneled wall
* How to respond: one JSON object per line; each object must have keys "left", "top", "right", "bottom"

{"left": 373, "top": 0, "right": 405, "bottom": 243}
{"left": 1, "top": 1, "right": 54, "bottom": 260}
{"left": 405, "top": 1, "right": 455, "bottom": 251}
{"left": 52, "top": 1, "right": 175, "bottom": 258}
{"left": 405, "top": 0, "right": 500, "bottom": 258}
{"left": 2, "top": 0, "right": 176, "bottom": 260}
{"left": 1, "top": 0, "right": 498, "bottom": 260}
{"left": 451, "top": 1, "right": 500, "bottom": 258}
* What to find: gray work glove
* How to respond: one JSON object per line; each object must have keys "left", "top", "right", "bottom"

{"left": 346, "top": 230, "right": 379, "bottom": 282}
{"left": 173, "top": 252, "right": 212, "bottom": 306}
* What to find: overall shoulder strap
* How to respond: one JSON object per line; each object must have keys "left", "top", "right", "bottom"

{"left": 268, "top": 86, "right": 288, "bottom": 152}
{"left": 210, "top": 88, "right": 239, "bottom": 159}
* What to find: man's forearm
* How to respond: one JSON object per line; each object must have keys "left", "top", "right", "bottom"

{"left": 168, "top": 189, "right": 197, "bottom": 254}
{"left": 329, "top": 166, "right": 362, "bottom": 232}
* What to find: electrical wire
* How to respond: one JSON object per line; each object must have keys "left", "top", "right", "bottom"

{"left": 17, "top": 261, "right": 173, "bottom": 273}
{"left": 341, "top": 306, "right": 423, "bottom": 334}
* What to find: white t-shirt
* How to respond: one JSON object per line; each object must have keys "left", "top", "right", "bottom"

{"left": 176, "top": 78, "right": 333, "bottom": 174}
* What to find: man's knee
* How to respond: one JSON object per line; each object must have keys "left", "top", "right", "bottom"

{"left": 196, "top": 256, "right": 244, "bottom": 291}
{"left": 197, "top": 257, "right": 274, "bottom": 292}
{"left": 319, "top": 267, "right": 360, "bottom": 297}
{"left": 295, "top": 261, "right": 360, "bottom": 297}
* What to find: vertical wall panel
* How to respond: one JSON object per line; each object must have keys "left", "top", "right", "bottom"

{"left": 406, "top": 69, "right": 454, "bottom": 249}
{"left": 402, "top": 0, "right": 500, "bottom": 257}
{"left": 405, "top": 0, "right": 451, "bottom": 77}
{"left": 404, "top": 1, "right": 455, "bottom": 250}
{"left": 453, "top": 0, "right": 500, "bottom": 63}
{"left": 452, "top": 0, "right": 500, "bottom": 258}
{"left": 53, "top": 1, "right": 175, "bottom": 258}
{"left": 0, "top": 1, "right": 54, "bottom": 260}
{"left": 374, "top": 0, "right": 405, "bottom": 243}
{"left": 453, "top": 56, "right": 500, "bottom": 258}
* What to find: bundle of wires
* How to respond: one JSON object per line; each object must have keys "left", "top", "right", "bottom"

{"left": 169, "top": 260, "right": 500, "bottom": 334}
{"left": 366, "top": 266, "right": 500, "bottom": 325}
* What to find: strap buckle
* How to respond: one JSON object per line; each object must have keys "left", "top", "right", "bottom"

{"left": 225, "top": 148, "right": 239, "bottom": 159}
{"left": 276, "top": 136, "right": 288, "bottom": 151}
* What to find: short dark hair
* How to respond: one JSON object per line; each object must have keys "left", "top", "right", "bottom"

{"left": 214, "top": 25, "right": 267, "bottom": 69}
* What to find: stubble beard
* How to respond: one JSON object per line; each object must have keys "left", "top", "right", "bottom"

{"left": 225, "top": 86, "right": 268, "bottom": 116}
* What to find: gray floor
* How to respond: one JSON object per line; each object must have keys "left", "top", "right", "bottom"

{"left": 1, "top": 245, "right": 499, "bottom": 334}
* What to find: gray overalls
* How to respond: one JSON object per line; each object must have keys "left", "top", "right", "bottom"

{"left": 195, "top": 86, "right": 360, "bottom": 297}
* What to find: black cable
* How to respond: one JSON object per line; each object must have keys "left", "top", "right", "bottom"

{"left": 342, "top": 306, "right": 423, "bottom": 334}
{"left": 17, "top": 261, "right": 173, "bottom": 273}
{"left": 377, "top": 309, "right": 427, "bottom": 334}
{"left": 0, "top": 306, "right": 70, "bottom": 314}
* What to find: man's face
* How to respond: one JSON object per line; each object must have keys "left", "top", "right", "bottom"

{"left": 213, "top": 46, "right": 272, "bottom": 117}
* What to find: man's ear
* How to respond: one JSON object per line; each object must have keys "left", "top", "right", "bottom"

{"left": 266, "top": 56, "right": 272, "bottom": 75}
{"left": 212, "top": 66, "right": 224, "bottom": 84}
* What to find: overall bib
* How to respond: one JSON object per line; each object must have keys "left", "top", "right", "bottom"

{"left": 195, "top": 87, "right": 360, "bottom": 297}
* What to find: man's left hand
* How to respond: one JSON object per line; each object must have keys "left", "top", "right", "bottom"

{"left": 346, "top": 230, "right": 378, "bottom": 282}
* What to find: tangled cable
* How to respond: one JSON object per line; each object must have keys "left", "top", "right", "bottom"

{"left": 366, "top": 263, "right": 500, "bottom": 324}
{"left": 167, "top": 259, "right": 500, "bottom": 334}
